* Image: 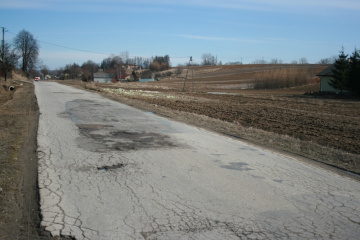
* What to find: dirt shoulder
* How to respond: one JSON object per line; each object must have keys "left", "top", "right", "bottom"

{"left": 0, "top": 80, "right": 66, "bottom": 239}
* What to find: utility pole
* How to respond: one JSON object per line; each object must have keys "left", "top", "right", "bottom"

{"left": 182, "top": 56, "right": 193, "bottom": 92}
{"left": 191, "top": 58, "right": 194, "bottom": 91}
{"left": 1, "top": 27, "right": 5, "bottom": 62}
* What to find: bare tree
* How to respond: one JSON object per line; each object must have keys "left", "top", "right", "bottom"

{"left": 81, "top": 60, "right": 99, "bottom": 74}
{"left": 40, "top": 64, "right": 49, "bottom": 77}
{"left": 270, "top": 58, "right": 283, "bottom": 64}
{"left": 298, "top": 57, "right": 308, "bottom": 64}
{"left": 175, "top": 68, "right": 183, "bottom": 76}
{"left": 318, "top": 56, "right": 336, "bottom": 64}
{"left": 13, "top": 30, "right": 39, "bottom": 77}
{"left": 0, "top": 42, "right": 19, "bottom": 81}
{"left": 252, "top": 59, "right": 267, "bottom": 64}
{"left": 201, "top": 53, "right": 217, "bottom": 65}
{"left": 121, "top": 51, "right": 129, "bottom": 64}
{"left": 64, "top": 63, "right": 81, "bottom": 79}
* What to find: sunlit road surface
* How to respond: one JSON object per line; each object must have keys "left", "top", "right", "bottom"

{"left": 35, "top": 82, "right": 360, "bottom": 240}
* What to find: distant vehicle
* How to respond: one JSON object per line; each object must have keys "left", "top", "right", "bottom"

{"left": 35, "top": 77, "right": 40, "bottom": 81}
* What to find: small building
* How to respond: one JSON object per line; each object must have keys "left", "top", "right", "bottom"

{"left": 317, "top": 65, "right": 339, "bottom": 93}
{"left": 126, "top": 64, "right": 139, "bottom": 70}
{"left": 93, "top": 70, "right": 114, "bottom": 83}
{"left": 317, "top": 65, "right": 351, "bottom": 94}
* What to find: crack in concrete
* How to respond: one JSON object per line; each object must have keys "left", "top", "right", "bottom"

{"left": 35, "top": 83, "right": 360, "bottom": 239}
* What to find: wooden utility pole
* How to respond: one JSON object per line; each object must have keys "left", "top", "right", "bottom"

{"left": 181, "top": 56, "right": 193, "bottom": 92}
{"left": 1, "top": 27, "right": 5, "bottom": 62}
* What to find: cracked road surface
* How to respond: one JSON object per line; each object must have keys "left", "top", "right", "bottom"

{"left": 35, "top": 82, "right": 360, "bottom": 239}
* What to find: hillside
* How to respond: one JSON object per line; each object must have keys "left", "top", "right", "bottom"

{"left": 145, "top": 64, "right": 327, "bottom": 92}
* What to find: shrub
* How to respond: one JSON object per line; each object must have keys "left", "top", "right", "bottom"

{"left": 253, "top": 68, "right": 314, "bottom": 89}
{"left": 164, "top": 71, "right": 173, "bottom": 77}
{"left": 140, "top": 70, "right": 153, "bottom": 79}
{"left": 149, "top": 62, "right": 170, "bottom": 72}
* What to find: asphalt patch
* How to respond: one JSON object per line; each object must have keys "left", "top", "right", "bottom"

{"left": 77, "top": 126, "right": 175, "bottom": 152}
{"left": 221, "top": 162, "right": 253, "bottom": 171}
{"left": 97, "top": 163, "right": 126, "bottom": 171}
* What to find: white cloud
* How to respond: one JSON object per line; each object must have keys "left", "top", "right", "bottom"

{"left": 175, "top": 34, "right": 335, "bottom": 48}
{"left": 175, "top": 34, "right": 264, "bottom": 43}
{"left": 172, "top": 0, "right": 360, "bottom": 11}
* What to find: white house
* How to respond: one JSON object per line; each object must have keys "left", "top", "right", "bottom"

{"left": 93, "top": 70, "right": 114, "bottom": 83}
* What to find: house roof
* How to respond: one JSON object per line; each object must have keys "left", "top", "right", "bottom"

{"left": 317, "top": 65, "right": 335, "bottom": 76}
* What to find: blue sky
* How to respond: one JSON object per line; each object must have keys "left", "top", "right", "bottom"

{"left": 1, "top": 0, "right": 360, "bottom": 69}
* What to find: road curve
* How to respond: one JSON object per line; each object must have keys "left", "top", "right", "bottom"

{"left": 35, "top": 82, "right": 360, "bottom": 239}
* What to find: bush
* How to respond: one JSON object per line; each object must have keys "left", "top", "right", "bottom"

{"left": 253, "top": 68, "right": 314, "bottom": 89}
{"left": 164, "top": 71, "right": 173, "bottom": 77}
{"left": 175, "top": 68, "right": 183, "bottom": 76}
{"left": 149, "top": 62, "right": 170, "bottom": 72}
{"left": 154, "top": 72, "right": 162, "bottom": 80}
{"left": 140, "top": 70, "right": 153, "bottom": 79}
{"left": 81, "top": 75, "right": 88, "bottom": 82}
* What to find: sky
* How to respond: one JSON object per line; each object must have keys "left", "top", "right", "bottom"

{"left": 1, "top": 0, "right": 360, "bottom": 69}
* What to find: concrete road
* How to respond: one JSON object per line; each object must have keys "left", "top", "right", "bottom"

{"left": 35, "top": 82, "right": 360, "bottom": 240}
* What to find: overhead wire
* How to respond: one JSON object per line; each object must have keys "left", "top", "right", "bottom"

{"left": 7, "top": 30, "right": 111, "bottom": 55}
{"left": 7, "top": 30, "right": 192, "bottom": 60}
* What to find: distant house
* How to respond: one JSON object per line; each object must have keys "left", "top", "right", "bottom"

{"left": 317, "top": 65, "right": 335, "bottom": 92}
{"left": 93, "top": 70, "right": 114, "bottom": 83}
{"left": 126, "top": 64, "right": 139, "bottom": 70}
{"left": 316, "top": 65, "right": 348, "bottom": 93}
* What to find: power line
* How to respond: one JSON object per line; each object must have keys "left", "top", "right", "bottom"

{"left": 7, "top": 30, "right": 111, "bottom": 56}
{"left": 38, "top": 39, "right": 111, "bottom": 55}
{"left": 6, "top": 29, "right": 192, "bottom": 61}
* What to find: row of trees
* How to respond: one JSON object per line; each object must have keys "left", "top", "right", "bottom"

{"left": 201, "top": 53, "right": 218, "bottom": 66}
{"left": 54, "top": 61, "right": 99, "bottom": 81}
{"left": 149, "top": 55, "right": 170, "bottom": 71}
{"left": 55, "top": 55, "right": 171, "bottom": 81}
{"left": 54, "top": 54, "right": 172, "bottom": 81}
{"left": 330, "top": 48, "right": 360, "bottom": 95}
{"left": 196, "top": 54, "right": 332, "bottom": 66}
{"left": 100, "top": 54, "right": 167, "bottom": 70}
{"left": 252, "top": 57, "right": 309, "bottom": 65}
{"left": 1, "top": 29, "right": 39, "bottom": 80}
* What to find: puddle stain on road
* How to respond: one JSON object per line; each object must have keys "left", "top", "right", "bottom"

{"left": 61, "top": 99, "right": 178, "bottom": 152}
{"left": 221, "top": 162, "right": 253, "bottom": 171}
{"left": 77, "top": 125, "right": 176, "bottom": 152}
{"left": 97, "top": 163, "right": 127, "bottom": 171}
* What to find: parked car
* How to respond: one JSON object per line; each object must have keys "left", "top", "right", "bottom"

{"left": 35, "top": 77, "right": 40, "bottom": 81}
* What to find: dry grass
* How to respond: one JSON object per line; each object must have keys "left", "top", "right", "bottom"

{"left": 0, "top": 85, "right": 13, "bottom": 105}
{"left": 84, "top": 81, "right": 102, "bottom": 91}
{"left": 253, "top": 68, "right": 319, "bottom": 89}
